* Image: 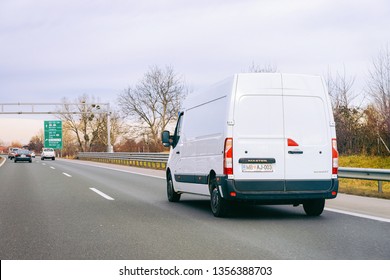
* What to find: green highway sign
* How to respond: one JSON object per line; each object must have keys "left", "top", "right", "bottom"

{"left": 44, "top": 120, "right": 63, "bottom": 149}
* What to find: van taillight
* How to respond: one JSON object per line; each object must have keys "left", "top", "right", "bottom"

{"left": 287, "top": 138, "right": 299, "bottom": 146}
{"left": 332, "top": 138, "right": 338, "bottom": 175}
{"left": 224, "top": 138, "right": 233, "bottom": 175}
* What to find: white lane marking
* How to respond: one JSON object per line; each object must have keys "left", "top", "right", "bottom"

{"left": 89, "top": 188, "right": 115, "bottom": 200}
{"left": 325, "top": 207, "right": 390, "bottom": 223}
{"left": 0, "top": 157, "right": 6, "bottom": 167}
{"left": 50, "top": 166, "right": 56, "bottom": 169}
{"left": 42, "top": 163, "right": 46, "bottom": 166}
{"left": 62, "top": 172, "right": 72, "bottom": 177}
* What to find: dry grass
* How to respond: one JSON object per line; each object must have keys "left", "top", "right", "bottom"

{"left": 339, "top": 155, "right": 390, "bottom": 169}
{"left": 339, "top": 178, "right": 390, "bottom": 199}
{"left": 339, "top": 155, "right": 390, "bottom": 199}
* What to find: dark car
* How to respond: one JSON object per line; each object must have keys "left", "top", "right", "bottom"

{"left": 14, "top": 149, "right": 32, "bottom": 163}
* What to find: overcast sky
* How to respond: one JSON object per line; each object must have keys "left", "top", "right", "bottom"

{"left": 1, "top": 0, "right": 390, "bottom": 144}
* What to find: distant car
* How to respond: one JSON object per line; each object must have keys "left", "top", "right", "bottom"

{"left": 41, "top": 148, "right": 55, "bottom": 160}
{"left": 31, "top": 151, "right": 36, "bottom": 158}
{"left": 14, "top": 149, "right": 32, "bottom": 163}
{"left": 8, "top": 147, "right": 19, "bottom": 160}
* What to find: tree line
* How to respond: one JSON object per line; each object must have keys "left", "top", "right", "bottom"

{"left": 327, "top": 46, "right": 390, "bottom": 155}
{"left": 25, "top": 46, "right": 390, "bottom": 156}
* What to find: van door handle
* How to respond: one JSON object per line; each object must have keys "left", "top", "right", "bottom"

{"left": 288, "top": 150, "right": 303, "bottom": 154}
{"left": 176, "top": 151, "right": 180, "bottom": 154}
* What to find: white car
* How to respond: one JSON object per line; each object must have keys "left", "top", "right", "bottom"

{"left": 8, "top": 147, "right": 19, "bottom": 160}
{"left": 41, "top": 148, "right": 56, "bottom": 160}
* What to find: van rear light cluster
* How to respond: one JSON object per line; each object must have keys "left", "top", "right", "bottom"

{"left": 287, "top": 138, "right": 299, "bottom": 147}
{"left": 332, "top": 138, "right": 338, "bottom": 175}
{"left": 224, "top": 138, "right": 233, "bottom": 175}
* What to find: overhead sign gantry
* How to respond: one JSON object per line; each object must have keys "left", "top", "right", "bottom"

{"left": 0, "top": 102, "right": 113, "bottom": 152}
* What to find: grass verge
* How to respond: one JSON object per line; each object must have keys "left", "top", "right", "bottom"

{"left": 339, "top": 155, "right": 390, "bottom": 199}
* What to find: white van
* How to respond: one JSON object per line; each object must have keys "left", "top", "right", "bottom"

{"left": 162, "top": 73, "right": 338, "bottom": 217}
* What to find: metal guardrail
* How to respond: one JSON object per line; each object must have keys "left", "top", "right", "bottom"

{"left": 338, "top": 167, "right": 390, "bottom": 193}
{"left": 76, "top": 152, "right": 389, "bottom": 192}
{"left": 77, "top": 152, "right": 169, "bottom": 170}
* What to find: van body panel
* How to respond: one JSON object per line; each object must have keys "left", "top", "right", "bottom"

{"left": 171, "top": 77, "right": 235, "bottom": 195}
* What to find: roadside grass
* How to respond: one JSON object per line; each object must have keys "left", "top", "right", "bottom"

{"left": 339, "top": 155, "right": 390, "bottom": 199}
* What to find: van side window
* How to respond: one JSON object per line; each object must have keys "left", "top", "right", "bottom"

{"left": 173, "top": 113, "right": 184, "bottom": 148}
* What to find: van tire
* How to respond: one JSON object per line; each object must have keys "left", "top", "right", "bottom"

{"left": 210, "top": 186, "right": 229, "bottom": 217}
{"left": 303, "top": 199, "right": 325, "bottom": 216}
{"left": 167, "top": 173, "right": 181, "bottom": 202}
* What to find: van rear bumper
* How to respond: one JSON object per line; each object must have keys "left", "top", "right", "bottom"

{"left": 220, "top": 178, "right": 338, "bottom": 203}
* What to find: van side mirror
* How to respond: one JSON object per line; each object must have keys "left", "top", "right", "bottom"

{"left": 162, "top": 130, "right": 172, "bottom": 147}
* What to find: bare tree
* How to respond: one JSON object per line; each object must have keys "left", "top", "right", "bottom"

{"left": 118, "top": 65, "right": 187, "bottom": 151}
{"left": 61, "top": 126, "right": 79, "bottom": 157}
{"left": 326, "top": 67, "right": 361, "bottom": 154}
{"left": 28, "top": 130, "right": 44, "bottom": 153}
{"left": 57, "top": 94, "right": 124, "bottom": 153}
{"left": 327, "top": 66, "right": 357, "bottom": 109}
{"left": 247, "top": 62, "right": 278, "bottom": 73}
{"left": 11, "top": 140, "right": 22, "bottom": 148}
{"left": 366, "top": 45, "right": 390, "bottom": 153}
{"left": 58, "top": 95, "right": 99, "bottom": 152}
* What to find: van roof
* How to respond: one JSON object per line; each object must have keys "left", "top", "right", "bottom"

{"left": 182, "top": 73, "right": 324, "bottom": 110}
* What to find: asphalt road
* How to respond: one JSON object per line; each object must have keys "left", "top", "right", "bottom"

{"left": 0, "top": 157, "right": 389, "bottom": 260}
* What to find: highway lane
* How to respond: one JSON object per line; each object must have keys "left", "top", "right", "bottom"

{"left": 0, "top": 157, "right": 389, "bottom": 259}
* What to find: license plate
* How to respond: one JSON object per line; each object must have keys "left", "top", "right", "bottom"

{"left": 21, "top": 155, "right": 26, "bottom": 158}
{"left": 241, "top": 164, "right": 274, "bottom": 172}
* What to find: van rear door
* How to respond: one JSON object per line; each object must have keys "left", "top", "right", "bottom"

{"left": 233, "top": 74, "right": 333, "bottom": 192}
{"left": 233, "top": 74, "right": 285, "bottom": 191}
{"left": 282, "top": 74, "right": 333, "bottom": 191}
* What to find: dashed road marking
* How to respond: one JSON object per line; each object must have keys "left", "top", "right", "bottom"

{"left": 89, "top": 188, "right": 115, "bottom": 200}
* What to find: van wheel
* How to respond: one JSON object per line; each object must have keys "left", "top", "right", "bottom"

{"left": 167, "top": 173, "right": 181, "bottom": 202}
{"left": 210, "top": 185, "right": 229, "bottom": 217}
{"left": 303, "top": 199, "right": 325, "bottom": 216}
